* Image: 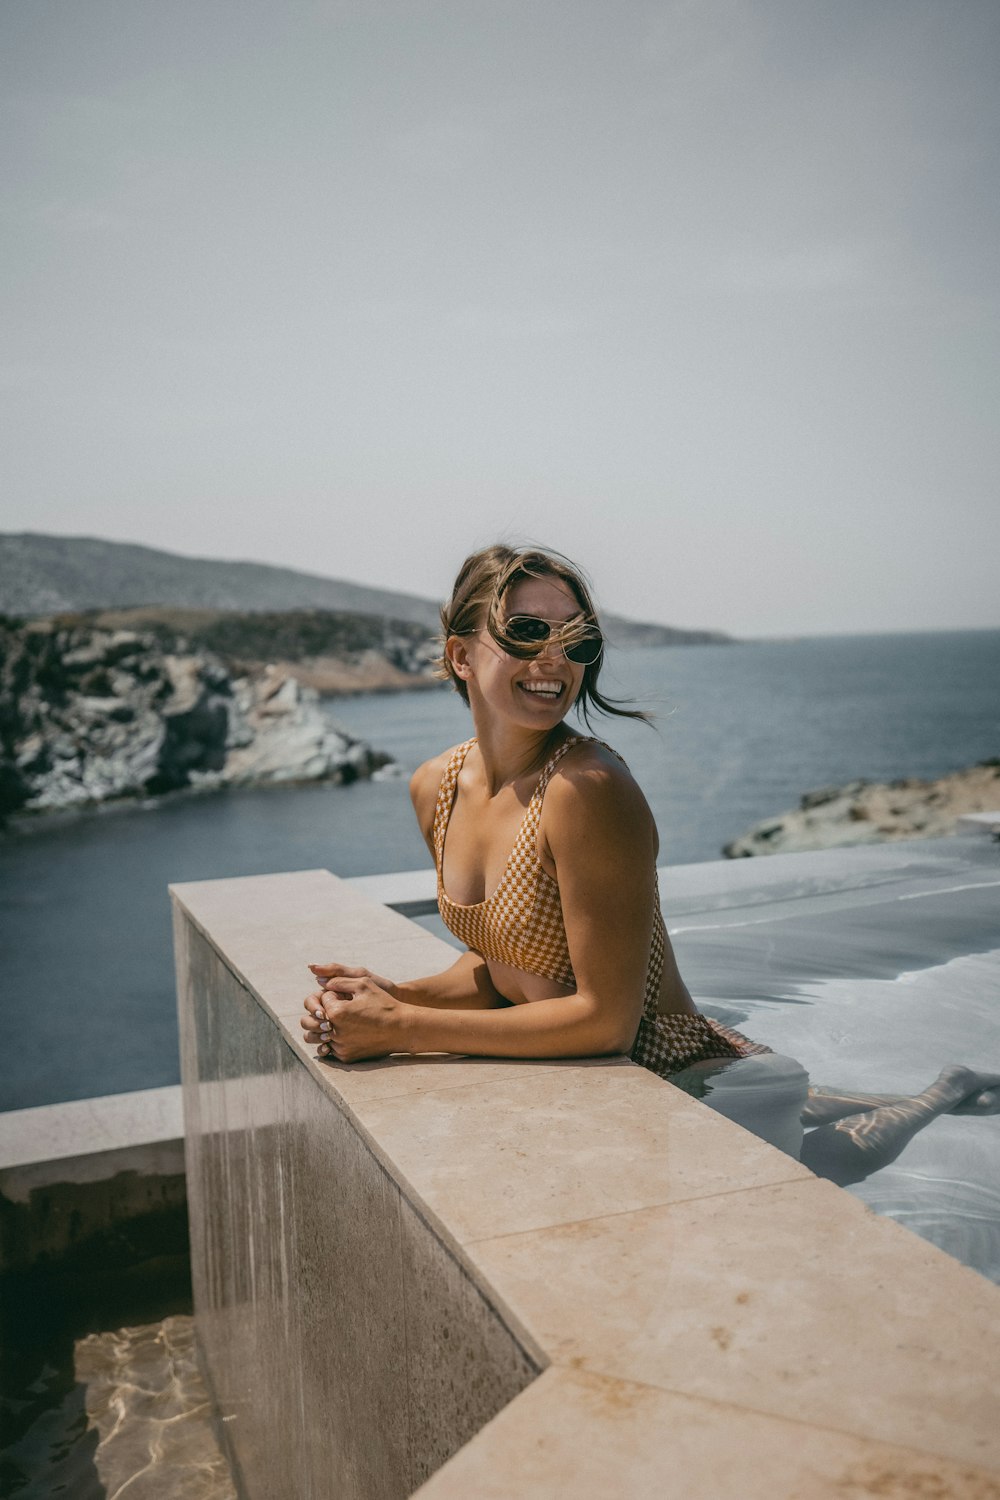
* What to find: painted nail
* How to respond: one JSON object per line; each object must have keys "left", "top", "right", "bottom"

{"left": 320, "top": 1022, "right": 331, "bottom": 1033}
{"left": 313, "top": 1009, "right": 324, "bottom": 1019}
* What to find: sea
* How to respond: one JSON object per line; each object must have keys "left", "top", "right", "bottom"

{"left": 1, "top": 629, "right": 998, "bottom": 1115}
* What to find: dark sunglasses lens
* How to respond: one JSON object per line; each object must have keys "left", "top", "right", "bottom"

{"left": 506, "top": 616, "right": 550, "bottom": 645}
{"left": 566, "top": 631, "right": 603, "bottom": 665}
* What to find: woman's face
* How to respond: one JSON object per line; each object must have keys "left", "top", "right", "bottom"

{"left": 454, "top": 572, "right": 587, "bottom": 728}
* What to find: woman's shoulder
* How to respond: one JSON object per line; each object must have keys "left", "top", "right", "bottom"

{"left": 543, "top": 736, "right": 655, "bottom": 846}
{"left": 409, "top": 740, "right": 473, "bottom": 819}
{"left": 551, "top": 735, "right": 633, "bottom": 786}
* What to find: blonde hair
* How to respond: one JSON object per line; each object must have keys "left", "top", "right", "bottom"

{"left": 437, "top": 543, "right": 650, "bottom": 726}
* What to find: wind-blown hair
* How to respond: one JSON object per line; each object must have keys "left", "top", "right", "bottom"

{"left": 436, "top": 543, "right": 651, "bottom": 727}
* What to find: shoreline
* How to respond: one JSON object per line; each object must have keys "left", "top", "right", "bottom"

{"left": 0, "top": 763, "right": 405, "bottom": 841}
{"left": 725, "top": 759, "right": 1000, "bottom": 857}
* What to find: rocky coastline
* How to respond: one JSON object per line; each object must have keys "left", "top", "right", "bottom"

{"left": 0, "top": 616, "right": 395, "bottom": 823}
{"left": 74, "top": 605, "right": 441, "bottom": 694}
{"left": 724, "top": 761, "right": 1000, "bottom": 857}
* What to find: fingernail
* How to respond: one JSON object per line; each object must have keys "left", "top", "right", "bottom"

{"left": 320, "top": 1022, "right": 331, "bottom": 1033}
{"left": 317, "top": 1044, "right": 328, "bottom": 1056}
{"left": 313, "top": 1009, "right": 324, "bottom": 1019}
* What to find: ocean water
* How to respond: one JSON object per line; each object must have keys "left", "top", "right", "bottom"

{"left": 0, "top": 629, "right": 997, "bottom": 1113}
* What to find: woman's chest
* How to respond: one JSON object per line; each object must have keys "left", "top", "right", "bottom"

{"left": 442, "top": 783, "right": 540, "bottom": 905}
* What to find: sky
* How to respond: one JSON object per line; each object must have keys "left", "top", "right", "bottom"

{"left": 2, "top": 0, "right": 998, "bottom": 637}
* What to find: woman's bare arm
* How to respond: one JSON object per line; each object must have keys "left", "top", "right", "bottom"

{"left": 395, "top": 949, "right": 508, "bottom": 1010}
{"left": 302, "top": 941, "right": 510, "bottom": 1056}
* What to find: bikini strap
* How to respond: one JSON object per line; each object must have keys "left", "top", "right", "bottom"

{"left": 534, "top": 735, "right": 627, "bottom": 796}
{"left": 436, "top": 734, "right": 629, "bottom": 866}
{"left": 432, "top": 738, "right": 476, "bottom": 872}
{"left": 521, "top": 736, "right": 612, "bottom": 838}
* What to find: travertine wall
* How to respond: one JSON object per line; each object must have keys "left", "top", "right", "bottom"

{"left": 173, "top": 885, "right": 539, "bottom": 1500}
{"left": 173, "top": 869, "right": 1000, "bottom": 1500}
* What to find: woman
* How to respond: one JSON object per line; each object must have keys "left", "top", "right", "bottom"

{"left": 300, "top": 543, "right": 998, "bottom": 1179}
{"left": 300, "top": 543, "right": 760, "bottom": 1076}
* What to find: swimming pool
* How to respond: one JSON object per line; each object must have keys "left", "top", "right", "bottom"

{"left": 663, "top": 833, "right": 1000, "bottom": 1282}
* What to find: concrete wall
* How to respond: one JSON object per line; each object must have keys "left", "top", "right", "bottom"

{"left": 173, "top": 874, "right": 541, "bottom": 1500}
{"left": 173, "top": 868, "right": 1000, "bottom": 1500}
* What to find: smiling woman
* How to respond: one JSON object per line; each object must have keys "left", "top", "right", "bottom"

{"left": 300, "top": 542, "right": 762, "bottom": 1071}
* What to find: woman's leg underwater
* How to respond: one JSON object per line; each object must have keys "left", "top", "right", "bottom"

{"left": 799, "top": 1066, "right": 1000, "bottom": 1187}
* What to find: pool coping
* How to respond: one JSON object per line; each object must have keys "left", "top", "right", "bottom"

{"left": 170, "top": 863, "right": 1000, "bottom": 1499}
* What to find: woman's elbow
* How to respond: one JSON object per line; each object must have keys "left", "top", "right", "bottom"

{"left": 583, "top": 1007, "right": 637, "bottom": 1057}
{"left": 606, "top": 1023, "right": 638, "bottom": 1056}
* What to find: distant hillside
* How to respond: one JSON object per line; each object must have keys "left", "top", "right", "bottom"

{"left": 0, "top": 533, "right": 731, "bottom": 647}
{"left": 0, "top": 533, "right": 442, "bottom": 627}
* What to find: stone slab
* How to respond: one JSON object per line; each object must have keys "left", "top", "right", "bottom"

{"left": 413, "top": 1366, "right": 1000, "bottom": 1500}
{"left": 175, "top": 894, "right": 542, "bottom": 1500}
{"left": 470, "top": 1176, "right": 1000, "bottom": 1471}
{"left": 352, "top": 1062, "right": 810, "bottom": 1244}
{"left": 0, "top": 1084, "right": 183, "bottom": 1171}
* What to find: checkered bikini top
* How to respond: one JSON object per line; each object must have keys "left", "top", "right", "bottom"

{"left": 434, "top": 736, "right": 665, "bottom": 1016}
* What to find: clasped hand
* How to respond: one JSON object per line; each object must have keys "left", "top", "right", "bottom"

{"left": 299, "top": 962, "right": 404, "bottom": 1063}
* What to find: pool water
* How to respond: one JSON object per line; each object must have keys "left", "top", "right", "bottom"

{"left": 0, "top": 1182, "right": 235, "bottom": 1500}
{"left": 79, "top": 1317, "right": 236, "bottom": 1500}
{"left": 666, "top": 833, "right": 1000, "bottom": 1282}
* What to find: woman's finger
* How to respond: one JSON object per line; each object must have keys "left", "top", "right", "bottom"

{"left": 299, "top": 1015, "right": 332, "bottom": 1038}
{"left": 323, "top": 976, "right": 364, "bottom": 998}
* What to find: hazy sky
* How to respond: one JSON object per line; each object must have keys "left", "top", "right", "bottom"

{"left": 2, "top": 1, "right": 998, "bottom": 635}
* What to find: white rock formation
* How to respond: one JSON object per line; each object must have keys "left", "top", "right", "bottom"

{"left": 0, "top": 621, "right": 390, "bottom": 819}
{"left": 724, "top": 762, "right": 1000, "bottom": 857}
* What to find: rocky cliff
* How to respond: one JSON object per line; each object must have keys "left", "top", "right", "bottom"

{"left": 724, "top": 761, "right": 1000, "bottom": 857}
{"left": 76, "top": 605, "right": 440, "bottom": 695}
{"left": 0, "top": 617, "right": 391, "bottom": 821}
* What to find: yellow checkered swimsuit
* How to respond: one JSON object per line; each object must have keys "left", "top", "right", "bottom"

{"left": 434, "top": 737, "right": 763, "bottom": 1077}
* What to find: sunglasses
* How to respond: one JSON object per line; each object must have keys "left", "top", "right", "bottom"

{"left": 490, "top": 613, "right": 604, "bottom": 666}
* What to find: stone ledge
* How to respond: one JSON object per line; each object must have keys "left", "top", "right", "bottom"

{"left": 0, "top": 1084, "right": 183, "bottom": 1173}
{"left": 412, "top": 1366, "right": 1000, "bottom": 1500}
{"left": 171, "top": 868, "right": 1000, "bottom": 1499}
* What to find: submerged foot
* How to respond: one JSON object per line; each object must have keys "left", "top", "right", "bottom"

{"left": 937, "top": 1064, "right": 1000, "bottom": 1117}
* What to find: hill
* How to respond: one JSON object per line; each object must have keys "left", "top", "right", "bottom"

{"left": 0, "top": 532, "right": 441, "bottom": 627}
{"left": 0, "top": 534, "right": 731, "bottom": 647}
